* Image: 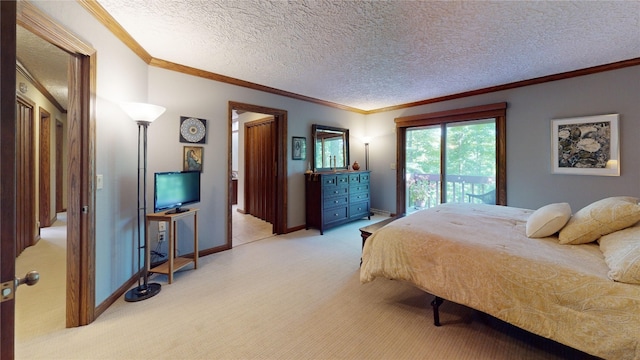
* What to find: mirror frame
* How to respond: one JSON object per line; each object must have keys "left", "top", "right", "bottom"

{"left": 311, "top": 124, "right": 350, "bottom": 172}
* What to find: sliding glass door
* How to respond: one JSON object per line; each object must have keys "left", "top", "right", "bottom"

{"left": 405, "top": 119, "right": 496, "bottom": 213}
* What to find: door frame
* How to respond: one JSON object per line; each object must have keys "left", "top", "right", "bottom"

{"left": 394, "top": 102, "right": 508, "bottom": 215}
{"left": 16, "top": 1, "right": 97, "bottom": 327}
{"left": 227, "top": 102, "right": 288, "bottom": 249}
{"left": 1, "top": 2, "right": 18, "bottom": 357}
{"left": 39, "top": 107, "right": 51, "bottom": 228}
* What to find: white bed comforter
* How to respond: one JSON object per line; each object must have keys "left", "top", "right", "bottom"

{"left": 360, "top": 203, "right": 640, "bottom": 360}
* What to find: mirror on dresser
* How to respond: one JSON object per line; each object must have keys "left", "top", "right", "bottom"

{"left": 312, "top": 124, "right": 349, "bottom": 171}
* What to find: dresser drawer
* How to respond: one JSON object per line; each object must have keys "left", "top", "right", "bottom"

{"left": 321, "top": 174, "right": 349, "bottom": 187}
{"left": 349, "top": 172, "right": 370, "bottom": 184}
{"left": 323, "top": 195, "right": 348, "bottom": 209}
{"left": 320, "top": 175, "right": 338, "bottom": 186}
{"left": 350, "top": 201, "right": 370, "bottom": 219}
{"left": 323, "top": 206, "right": 348, "bottom": 225}
{"left": 350, "top": 191, "right": 369, "bottom": 203}
{"left": 350, "top": 183, "right": 369, "bottom": 194}
{"left": 323, "top": 185, "right": 348, "bottom": 198}
{"left": 336, "top": 174, "right": 349, "bottom": 186}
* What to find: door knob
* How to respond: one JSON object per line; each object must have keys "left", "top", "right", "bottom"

{"left": 1, "top": 271, "right": 39, "bottom": 302}
{"left": 16, "top": 270, "right": 40, "bottom": 287}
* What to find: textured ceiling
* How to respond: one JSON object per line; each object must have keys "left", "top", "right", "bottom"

{"left": 17, "top": 25, "right": 69, "bottom": 109}
{"left": 94, "top": 0, "right": 640, "bottom": 111}
{"left": 17, "top": 1, "right": 640, "bottom": 112}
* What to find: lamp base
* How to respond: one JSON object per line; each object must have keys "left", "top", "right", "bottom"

{"left": 124, "top": 282, "right": 161, "bottom": 302}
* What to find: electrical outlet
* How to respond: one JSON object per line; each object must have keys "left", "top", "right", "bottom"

{"left": 158, "top": 232, "right": 166, "bottom": 242}
{"left": 158, "top": 222, "right": 166, "bottom": 232}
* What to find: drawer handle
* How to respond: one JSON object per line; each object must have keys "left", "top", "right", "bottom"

{"left": 334, "top": 213, "right": 339, "bottom": 217}
{"left": 334, "top": 200, "right": 339, "bottom": 203}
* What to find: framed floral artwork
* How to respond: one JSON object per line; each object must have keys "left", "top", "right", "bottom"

{"left": 551, "top": 114, "right": 619, "bottom": 176}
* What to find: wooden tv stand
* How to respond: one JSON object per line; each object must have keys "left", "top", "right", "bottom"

{"left": 146, "top": 208, "right": 199, "bottom": 284}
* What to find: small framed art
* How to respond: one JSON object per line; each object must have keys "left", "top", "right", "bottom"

{"left": 292, "top": 136, "right": 306, "bottom": 160}
{"left": 184, "top": 146, "right": 203, "bottom": 172}
{"left": 551, "top": 114, "right": 619, "bottom": 176}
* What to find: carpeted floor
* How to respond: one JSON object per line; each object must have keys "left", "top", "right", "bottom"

{"left": 15, "top": 213, "right": 597, "bottom": 359}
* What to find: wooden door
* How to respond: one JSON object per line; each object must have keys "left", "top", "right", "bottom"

{"left": 244, "top": 117, "right": 276, "bottom": 224}
{"left": 1, "top": 2, "right": 17, "bottom": 358}
{"left": 39, "top": 108, "right": 51, "bottom": 227}
{"left": 55, "top": 120, "right": 64, "bottom": 213}
{"left": 16, "top": 96, "right": 36, "bottom": 255}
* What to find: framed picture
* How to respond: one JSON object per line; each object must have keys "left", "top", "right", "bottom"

{"left": 183, "top": 146, "right": 203, "bottom": 172}
{"left": 551, "top": 114, "right": 619, "bottom": 176}
{"left": 292, "top": 136, "right": 306, "bottom": 160}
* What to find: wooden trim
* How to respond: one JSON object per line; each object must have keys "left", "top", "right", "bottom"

{"left": 39, "top": 107, "right": 51, "bottom": 228}
{"left": 228, "top": 102, "right": 288, "bottom": 249}
{"left": 77, "top": 0, "right": 639, "bottom": 114}
{"left": 368, "top": 58, "right": 640, "bottom": 114}
{"left": 75, "top": 0, "right": 151, "bottom": 63}
{"left": 94, "top": 272, "right": 138, "bottom": 317}
{"left": 55, "top": 120, "right": 64, "bottom": 213}
{"left": 395, "top": 128, "right": 405, "bottom": 215}
{"left": 18, "top": 0, "right": 97, "bottom": 327}
{"left": 152, "top": 58, "right": 365, "bottom": 113}
{"left": 72, "top": 1, "right": 640, "bottom": 114}
{"left": 286, "top": 224, "right": 306, "bottom": 233}
{"left": 395, "top": 102, "right": 508, "bottom": 126}
{"left": 395, "top": 103, "right": 508, "bottom": 215}
{"left": 17, "top": 0, "right": 93, "bottom": 56}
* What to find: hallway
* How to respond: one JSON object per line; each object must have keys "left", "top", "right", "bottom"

{"left": 15, "top": 213, "right": 67, "bottom": 341}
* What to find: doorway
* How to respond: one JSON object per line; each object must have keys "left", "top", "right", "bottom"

{"left": 228, "top": 102, "right": 288, "bottom": 248}
{"left": 16, "top": 1, "right": 96, "bottom": 328}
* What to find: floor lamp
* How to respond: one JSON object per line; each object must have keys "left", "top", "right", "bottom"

{"left": 363, "top": 137, "right": 371, "bottom": 171}
{"left": 120, "top": 102, "right": 166, "bottom": 302}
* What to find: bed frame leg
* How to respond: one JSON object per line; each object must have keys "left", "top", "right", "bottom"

{"left": 430, "top": 296, "right": 444, "bottom": 326}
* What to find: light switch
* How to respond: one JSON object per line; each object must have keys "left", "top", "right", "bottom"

{"left": 96, "top": 174, "right": 103, "bottom": 189}
{"left": 390, "top": 163, "right": 396, "bottom": 170}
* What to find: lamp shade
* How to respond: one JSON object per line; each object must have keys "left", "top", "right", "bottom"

{"left": 120, "top": 102, "right": 166, "bottom": 123}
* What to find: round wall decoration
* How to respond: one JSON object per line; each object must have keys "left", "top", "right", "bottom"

{"left": 180, "top": 116, "right": 207, "bottom": 144}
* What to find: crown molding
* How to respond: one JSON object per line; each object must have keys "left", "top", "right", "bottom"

{"left": 77, "top": 0, "right": 640, "bottom": 115}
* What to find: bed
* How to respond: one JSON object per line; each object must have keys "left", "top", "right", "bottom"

{"left": 360, "top": 200, "right": 640, "bottom": 360}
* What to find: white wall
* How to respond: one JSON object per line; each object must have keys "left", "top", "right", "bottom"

{"left": 365, "top": 65, "right": 640, "bottom": 213}
{"left": 147, "top": 67, "right": 365, "bottom": 251}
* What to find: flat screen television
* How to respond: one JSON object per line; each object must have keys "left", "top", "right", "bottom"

{"left": 153, "top": 171, "right": 201, "bottom": 214}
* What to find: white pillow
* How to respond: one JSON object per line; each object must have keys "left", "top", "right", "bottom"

{"left": 599, "top": 225, "right": 640, "bottom": 284}
{"left": 526, "top": 202, "right": 572, "bottom": 238}
{"left": 559, "top": 196, "right": 640, "bottom": 245}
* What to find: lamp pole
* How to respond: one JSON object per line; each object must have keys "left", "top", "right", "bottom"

{"left": 365, "top": 142, "right": 370, "bottom": 171}
{"left": 120, "top": 102, "right": 165, "bottom": 302}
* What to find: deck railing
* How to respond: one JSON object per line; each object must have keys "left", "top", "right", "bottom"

{"left": 407, "top": 173, "right": 495, "bottom": 210}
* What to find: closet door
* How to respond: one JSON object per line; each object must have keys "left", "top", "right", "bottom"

{"left": 16, "top": 96, "right": 37, "bottom": 255}
{"left": 244, "top": 117, "right": 275, "bottom": 224}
